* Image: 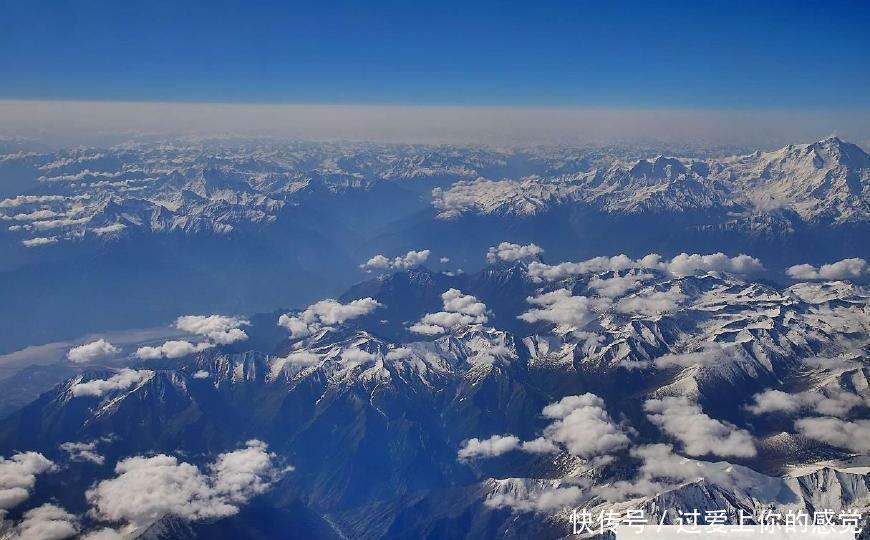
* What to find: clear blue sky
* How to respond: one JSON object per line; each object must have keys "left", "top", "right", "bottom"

{"left": 1, "top": 0, "right": 868, "bottom": 108}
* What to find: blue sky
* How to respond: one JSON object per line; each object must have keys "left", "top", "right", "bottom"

{"left": 1, "top": 0, "right": 868, "bottom": 108}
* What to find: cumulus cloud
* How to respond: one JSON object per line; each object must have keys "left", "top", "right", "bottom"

{"left": 458, "top": 394, "right": 624, "bottom": 464}
{"left": 21, "top": 236, "right": 57, "bottom": 247}
{"left": 384, "top": 347, "right": 414, "bottom": 361}
{"left": 12, "top": 503, "right": 78, "bottom": 540}
{"left": 794, "top": 417, "right": 870, "bottom": 452}
{"left": 485, "top": 485, "right": 586, "bottom": 513}
{"left": 410, "top": 289, "right": 488, "bottom": 335}
{"left": 0, "top": 195, "right": 70, "bottom": 208}
{"left": 66, "top": 339, "right": 119, "bottom": 364}
{"left": 644, "top": 397, "right": 756, "bottom": 457}
{"left": 11, "top": 209, "right": 59, "bottom": 221}
{"left": 593, "top": 443, "right": 732, "bottom": 502}
{"left": 439, "top": 257, "right": 450, "bottom": 263}
{"left": 60, "top": 441, "right": 104, "bottom": 465}
{"left": 587, "top": 273, "right": 652, "bottom": 297}
{"left": 527, "top": 255, "right": 648, "bottom": 282}
{"left": 175, "top": 315, "right": 249, "bottom": 345}
{"left": 278, "top": 297, "right": 382, "bottom": 338}
{"left": 0, "top": 452, "right": 55, "bottom": 511}
{"left": 70, "top": 369, "right": 154, "bottom": 398}
{"left": 747, "top": 388, "right": 864, "bottom": 417}
{"left": 519, "top": 437, "right": 560, "bottom": 454}
{"left": 664, "top": 252, "right": 764, "bottom": 277}
{"left": 268, "top": 351, "right": 321, "bottom": 379}
{"left": 135, "top": 340, "right": 213, "bottom": 360}
{"left": 361, "top": 249, "right": 431, "bottom": 271}
{"left": 485, "top": 242, "right": 544, "bottom": 264}
{"left": 615, "top": 287, "right": 685, "bottom": 316}
{"left": 786, "top": 258, "right": 868, "bottom": 281}
{"left": 192, "top": 370, "right": 210, "bottom": 379}
{"left": 518, "top": 289, "right": 609, "bottom": 329}
{"left": 340, "top": 348, "right": 376, "bottom": 368}
{"left": 86, "top": 440, "right": 286, "bottom": 529}
{"left": 541, "top": 394, "right": 631, "bottom": 459}
{"left": 458, "top": 435, "right": 521, "bottom": 461}
{"left": 458, "top": 435, "right": 558, "bottom": 462}
{"left": 527, "top": 252, "right": 763, "bottom": 282}
{"left": 91, "top": 223, "right": 126, "bottom": 235}
{"left": 653, "top": 343, "right": 738, "bottom": 370}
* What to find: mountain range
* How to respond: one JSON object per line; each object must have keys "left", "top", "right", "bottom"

{"left": 0, "top": 137, "right": 867, "bottom": 354}
{"left": 0, "top": 248, "right": 867, "bottom": 538}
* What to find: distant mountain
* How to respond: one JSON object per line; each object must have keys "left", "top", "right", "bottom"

{"left": 0, "top": 137, "right": 866, "bottom": 353}
{"left": 433, "top": 137, "right": 869, "bottom": 224}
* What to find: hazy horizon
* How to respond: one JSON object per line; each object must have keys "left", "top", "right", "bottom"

{"left": 2, "top": 99, "right": 869, "bottom": 149}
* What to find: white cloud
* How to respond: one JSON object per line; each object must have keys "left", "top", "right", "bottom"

{"left": 11, "top": 209, "right": 59, "bottom": 221}
{"left": 486, "top": 485, "right": 586, "bottom": 513}
{"left": 456, "top": 395, "right": 630, "bottom": 463}
{"left": 485, "top": 242, "right": 543, "bottom": 264}
{"left": 60, "top": 441, "right": 104, "bottom": 465}
{"left": 795, "top": 417, "right": 870, "bottom": 452}
{"left": 594, "top": 444, "right": 712, "bottom": 501}
{"left": 458, "top": 435, "right": 521, "bottom": 461}
{"left": 615, "top": 287, "right": 685, "bottom": 316}
{"left": 747, "top": 388, "right": 863, "bottom": 417}
{"left": 819, "top": 258, "right": 866, "bottom": 280}
{"left": 527, "top": 252, "right": 763, "bottom": 282}
{"left": 442, "top": 288, "right": 487, "bottom": 317}
{"left": 175, "top": 315, "right": 249, "bottom": 345}
{"left": 644, "top": 396, "right": 756, "bottom": 457}
{"left": 91, "top": 223, "right": 126, "bottom": 235}
{"left": 519, "top": 437, "right": 560, "bottom": 454}
{"left": 664, "top": 252, "right": 764, "bottom": 277}
{"left": 269, "top": 353, "right": 315, "bottom": 379}
{"left": 269, "top": 351, "right": 321, "bottom": 380}
{"left": 13, "top": 503, "right": 78, "bottom": 540}
{"left": 384, "top": 347, "right": 414, "bottom": 361}
{"left": 541, "top": 393, "right": 630, "bottom": 459}
{"left": 340, "top": 348, "right": 376, "bottom": 368}
{"left": 410, "top": 289, "right": 489, "bottom": 335}
{"left": 0, "top": 195, "right": 69, "bottom": 208}
{"left": 21, "top": 236, "right": 57, "bottom": 247}
{"left": 527, "top": 255, "right": 644, "bottom": 281}
{"left": 278, "top": 297, "right": 382, "bottom": 338}
{"left": 457, "top": 434, "right": 558, "bottom": 462}
{"left": 786, "top": 258, "right": 868, "bottom": 281}
{"left": 786, "top": 264, "right": 820, "bottom": 280}
{"left": 361, "top": 254, "right": 390, "bottom": 270}
{"left": 439, "top": 256, "right": 450, "bottom": 263}
{"left": 361, "top": 249, "right": 431, "bottom": 271}
{"left": 470, "top": 344, "right": 515, "bottom": 366}
{"left": 192, "top": 370, "right": 210, "bottom": 379}
{"left": 518, "top": 289, "right": 609, "bottom": 329}
{"left": 587, "top": 273, "right": 652, "bottom": 297}
{"left": 70, "top": 369, "right": 153, "bottom": 398}
{"left": 653, "top": 343, "right": 735, "bottom": 369}
{"left": 0, "top": 452, "right": 55, "bottom": 511}
{"left": 86, "top": 440, "right": 286, "bottom": 529}
{"left": 66, "top": 339, "right": 119, "bottom": 364}
{"left": 135, "top": 340, "right": 213, "bottom": 360}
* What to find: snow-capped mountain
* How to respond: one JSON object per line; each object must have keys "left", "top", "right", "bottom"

{"left": 0, "top": 251, "right": 867, "bottom": 538}
{"left": 1, "top": 137, "right": 866, "bottom": 355}
{"left": 434, "top": 137, "right": 869, "bottom": 224}
{"left": 1, "top": 137, "right": 866, "bottom": 248}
